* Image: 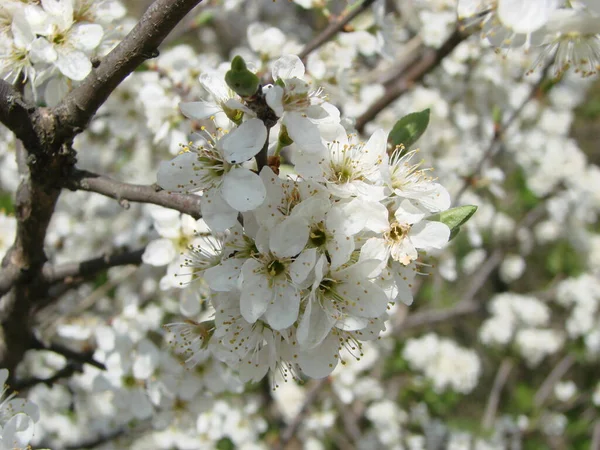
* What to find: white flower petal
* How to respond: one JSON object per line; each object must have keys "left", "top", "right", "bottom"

{"left": 221, "top": 119, "right": 267, "bottom": 164}
{"left": 180, "top": 101, "right": 222, "bottom": 120}
{"left": 205, "top": 258, "right": 243, "bottom": 291}
{"left": 264, "top": 85, "right": 285, "bottom": 117}
{"left": 284, "top": 111, "right": 326, "bottom": 153}
{"left": 29, "top": 37, "right": 57, "bottom": 63}
{"left": 200, "top": 70, "right": 231, "bottom": 102}
{"left": 142, "top": 238, "right": 176, "bottom": 266}
{"left": 264, "top": 281, "right": 300, "bottom": 330}
{"left": 200, "top": 190, "right": 238, "bottom": 232}
{"left": 289, "top": 248, "right": 317, "bottom": 285}
{"left": 240, "top": 261, "right": 270, "bottom": 323}
{"left": 1, "top": 413, "right": 35, "bottom": 448}
{"left": 157, "top": 151, "right": 203, "bottom": 192}
{"left": 56, "top": 49, "right": 92, "bottom": 81}
{"left": 70, "top": 23, "right": 103, "bottom": 51}
{"left": 270, "top": 216, "right": 310, "bottom": 258}
{"left": 297, "top": 297, "right": 335, "bottom": 349}
{"left": 410, "top": 221, "right": 450, "bottom": 249}
{"left": 297, "top": 334, "right": 340, "bottom": 378}
{"left": 271, "top": 54, "right": 305, "bottom": 80}
{"left": 327, "top": 233, "right": 354, "bottom": 270}
{"left": 498, "top": 0, "right": 558, "bottom": 33}
{"left": 221, "top": 167, "right": 266, "bottom": 212}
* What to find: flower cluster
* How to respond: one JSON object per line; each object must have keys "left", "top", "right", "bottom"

{"left": 0, "top": 0, "right": 126, "bottom": 102}
{"left": 458, "top": 0, "right": 600, "bottom": 77}
{"left": 158, "top": 54, "right": 452, "bottom": 381}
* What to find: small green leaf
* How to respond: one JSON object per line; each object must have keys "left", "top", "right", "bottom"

{"left": 428, "top": 205, "right": 477, "bottom": 241}
{"left": 387, "top": 108, "right": 430, "bottom": 152}
{"left": 225, "top": 56, "right": 260, "bottom": 98}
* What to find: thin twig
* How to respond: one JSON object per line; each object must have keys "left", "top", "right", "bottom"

{"left": 12, "top": 361, "right": 86, "bottom": 390}
{"left": 355, "top": 28, "right": 467, "bottom": 133}
{"left": 277, "top": 378, "right": 329, "bottom": 450}
{"left": 482, "top": 358, "right": 513, "bottom": 429}
{"left": 534, "top": 354, "right": 576, "bottom": 408}
{"left": 31, "top": 338, "right": 106, "bottom": 371}
{"left": 42, "top": 248, "right": 145, "bottom": 285}
{"left": 67, "top": 169, "right": 202, "bottom": 219}
{"left": 298, "top": 0, "right": 378, "bottom": 62}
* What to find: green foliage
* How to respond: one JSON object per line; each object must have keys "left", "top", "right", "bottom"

{"left": 546, "top": 240, "right": 585, "bottom": 277}
{"left": 0, "top": 191, "right": 14, "bottom": 214}
{"left": 509, "top": 383, "right": 535, "bottom": 414}
{"left": 428, "top": 205, "right": 478, "bottom": 241}
{"left": 225, "top": 56, "right": 260, "bottom": 98}
{"left": 388, "top": 109, "right": 430, "bottom": 153}
{"left": 216, "top": 437, "right": 234, "bottom": 450}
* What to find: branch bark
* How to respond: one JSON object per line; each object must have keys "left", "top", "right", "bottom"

{"left": 67, "top": 169, "right": 202, "bottom": 219}
{"left": 355, "top": 28, "right": 467, "bottom": 133}
{"left": 42, "top": 248, "right": 146, "bottom": 285}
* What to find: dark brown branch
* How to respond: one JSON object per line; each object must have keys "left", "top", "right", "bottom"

{"left": 0, "top": 265, "right": 22, "bottom": 298}
{"left": 298, "top": 0, "right": 378, "bottom": 62}
{"left": 12, "top": 361, "right": 86, "bottom": 390}
{"left": 355, "top": 28, "right": 467, "bottom": 133}
{"left": 31, "top": 338, "right": 106, "bottom": 371}
{"left": 68, "top": 169, "right": 202, "bottom": 219}
{"left": 53, "top": 0, "right": 204, "bottom": 142}
{"left": 0, "top": 80, "right": 39, "bottom": 150}
{"left": 42, "top": 248, "right": 145, "bottom": 285}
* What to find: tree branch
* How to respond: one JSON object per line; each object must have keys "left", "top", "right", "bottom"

{"left": 42, "top": 248, "right": 145, "bottom": 285}
{"left": 31, "top": 338, "right": 106, "bottom": 371}
{"left": 67, "top": 169, "right": 202, "bottom": 219}
{"left": 298, "top": 0, "right": 378, "bottom": 62}
{"left": 534, "top": 354, "right": 576, "bottom": 408}
{"left": 0, "top": 80, "right": 39, "bottom": 150}
{"left": 355, "top": 28, "right": 467, "bottom": 133}
{"left": 52, "top": 0, "right": 205, "bottom": 142}
{"left": 482, "top": 358, "right": 513, "bottom": 429}
{"left": 12, "top": 361, "right": 86, "bottom": 391}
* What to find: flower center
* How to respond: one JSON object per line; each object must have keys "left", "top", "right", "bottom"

{"left": 309, "top": 222, "right": 327, "bottom": 247}
{"left": 267, "top": 260, "right": 286, "bottom": 277}
{"left": 388, "top": 222, "right": 410, "bottom": 243}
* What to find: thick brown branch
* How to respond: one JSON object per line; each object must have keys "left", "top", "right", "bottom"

{"left": 298, "top": 0, "right": 378, "bottom": 62}
{"left": 53, "top": 0, "right": 204, "bottom": 141}
{"left": 0, "top": 265, "right": 22, "bottom": 298}
{"left": 355, "top": 28, "right": 467, "bottom": 133}
{"left": 68, "top": 169, "right": 202, "bottom": 219}
{"left": 0, "top": 80, "right": 39, "bottom": 149}
{"left": 42, "top": 248, "right": 145, "bottom": 285}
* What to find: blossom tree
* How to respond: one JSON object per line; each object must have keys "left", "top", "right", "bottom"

{"left": 1, "top": 0, "right": 600, "bottom": 448}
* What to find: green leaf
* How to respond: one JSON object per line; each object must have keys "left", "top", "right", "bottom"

{"left": 428, "top": 205, "right": 477, "bottom": 241}
{"left": 225, "top": 56, "right": 260, "bottom": 98}
{"left": 387, "top": 109, "right": 430, "bottom": 152}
